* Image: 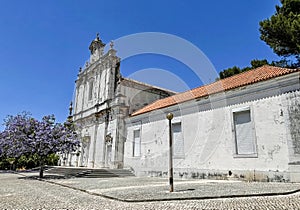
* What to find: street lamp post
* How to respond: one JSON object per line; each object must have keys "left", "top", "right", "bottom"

{"left": 8, "top": 159, "right": 14, "bottom": 171}
{"left": 166, "top": 112, "right": 174, "bottom": 192}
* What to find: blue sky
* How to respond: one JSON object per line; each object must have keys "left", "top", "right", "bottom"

{"left": 0, "top": 0, "right": 281, "bottom": 130}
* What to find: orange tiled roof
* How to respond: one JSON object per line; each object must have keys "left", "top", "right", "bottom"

{"left": 131, "top": 65, "right": 299, "bottom": 116}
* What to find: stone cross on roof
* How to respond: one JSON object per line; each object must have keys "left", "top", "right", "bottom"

{"left": 110, "top": 40, "right": 114, "bottom": 49}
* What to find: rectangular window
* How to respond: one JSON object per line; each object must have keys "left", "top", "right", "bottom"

{"left": 88, "top": 81, "right": 94, "bottom": 101}
{"left": 172, "top": 122, "right": 184, "bottom": 159}
{"left": 133, "top": 129, "right": 141, "bottom": 157}
{"left": 233, "top": 109, "right": 256, "bottom": 156}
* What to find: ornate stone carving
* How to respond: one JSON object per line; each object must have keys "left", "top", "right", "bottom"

{"left": 89, "top": 33, "right": 105, "bottom": 54}
{"left": 105, "top": 134, "right": 113, "bottom": 145}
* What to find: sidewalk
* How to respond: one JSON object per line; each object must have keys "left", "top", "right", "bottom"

{"left": 18, "top": 171, "right": 300, "bottom": 202}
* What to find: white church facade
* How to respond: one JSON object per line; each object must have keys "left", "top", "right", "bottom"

{"left": 70, "top": 35, "right": 300, "bottom": 182}
{"left": 71, "top": 35, "right": 174, "bottom": 169}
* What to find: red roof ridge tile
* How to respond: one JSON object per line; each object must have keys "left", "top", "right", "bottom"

{"left": 131, "top": 65, "right": 299, "bottom": 117}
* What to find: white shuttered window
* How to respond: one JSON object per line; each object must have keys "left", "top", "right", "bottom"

{"left": 172, "top": 122, "right": 184, "bottom": 159}
{"left": 133, "top": 130, "right": 141, "bottom": 157}
{"left": 233, "top": 110, "right": 256, "bottom": 155}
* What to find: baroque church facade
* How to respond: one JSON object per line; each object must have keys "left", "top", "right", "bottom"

{"left": 71, "top": 35, "right": 174, "bottom": 169}
{"left": 69, "top": 35, "right": 300, "bottom": 182}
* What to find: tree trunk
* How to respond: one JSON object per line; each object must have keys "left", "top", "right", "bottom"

{"left": 39, "top": 159, "right": 44, "bottom": 178}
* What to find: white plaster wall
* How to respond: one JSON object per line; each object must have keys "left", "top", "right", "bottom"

{"left": 120, "top": 84, "right": 171, "bottom": 114}
{"left": 285, "top": 90, "right": 300, "bottom": 160}
{"left": 252, "top": 94, "right": 289, "bottom": 171}
{"left": 124, "top": 93, "right": 291, "bottom": 176}
{"left": 124, "top": 119, "right": 169, "bottom": 173}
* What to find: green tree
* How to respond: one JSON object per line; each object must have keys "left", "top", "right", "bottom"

{"left": 259, "top": 0, "right": 300, "bottom": 66}
{"left": 219, "top": 66, "right": 241, "bottom": 79}
{"left": 250, "top": 59, "right": 269, "bottom": 69}
{"left": 219, "top": 59, "right": 271, "bottom": 79}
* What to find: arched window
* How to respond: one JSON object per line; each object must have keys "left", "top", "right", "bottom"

{"left": 88, "top": 80, "right": 94, "bottom": 101}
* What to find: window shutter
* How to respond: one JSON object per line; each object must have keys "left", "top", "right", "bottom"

{"left": 172, "top": 123, "right": 184, "bottom": 158}
{"left": 234, "top": 110, "right": 255, "bottom": 155}
{"left": 133, "top": 130, "right": 141, "bottom": 157}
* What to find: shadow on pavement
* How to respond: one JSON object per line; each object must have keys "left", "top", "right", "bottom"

{"left": 18, "top": 175, "right": 67, "bottom": 180}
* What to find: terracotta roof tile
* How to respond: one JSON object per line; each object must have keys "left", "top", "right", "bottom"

{"left": 131, "top": 65, "right": 299, "bottom": 116}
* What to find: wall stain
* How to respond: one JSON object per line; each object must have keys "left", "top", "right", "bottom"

{"left": 287, "top": 91, "right": 300, "bottom": 154}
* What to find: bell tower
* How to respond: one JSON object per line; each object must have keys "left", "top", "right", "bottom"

{"left": 89, "top": 33, "right": 105, "bottom": 63}
{"left": 73, "top": 33, "right": 125, "bottom": 169}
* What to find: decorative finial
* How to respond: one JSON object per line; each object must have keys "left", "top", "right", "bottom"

{"left": 69, "top": 101, "right": 73, "bottom": 116}
{"left": 96, "top": 32, "right": 100, "bottom": 40}
{"left": 79, "top": 67, "right": 82, "bottom": 73}
{"left": 110, "top": 40, "right": 114, "bottom": 49}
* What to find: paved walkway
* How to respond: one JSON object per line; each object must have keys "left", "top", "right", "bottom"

{"left": 19, "top": 171, "right": 300, "bottom": 202}
{"left": 2, "top": 172, "right": 300, "bottom": 209}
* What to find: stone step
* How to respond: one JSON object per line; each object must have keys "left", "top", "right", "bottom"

{"left": 45, "top": 167, "right": 135, "bottom": 178}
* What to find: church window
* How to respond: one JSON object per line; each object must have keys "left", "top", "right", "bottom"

{"left": 133, "top": 129, "right": 141, "bottom": 157}
{"left": 88, "top": 80, "right": 94, "bottom": 101}
{"left": 233, "top": 108, "right": 257, "bottom": 156}
{"left": 172, "top": 122, "right": 184, "bottom": 159}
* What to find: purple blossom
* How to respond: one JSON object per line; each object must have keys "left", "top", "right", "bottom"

{"left": 0, "top": 113, "right": 80, "bottom": 160}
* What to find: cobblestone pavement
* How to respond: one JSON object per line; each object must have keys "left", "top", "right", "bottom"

{"left": 1, "top": 173, "right": 300, "bottom": 209}
{"left": 46, "top": 175, "right": 300, "bottom": 202}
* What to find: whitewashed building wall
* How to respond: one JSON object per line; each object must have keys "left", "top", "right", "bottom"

{"left": 124, "top": 72, "right": 300, "bottom": 182}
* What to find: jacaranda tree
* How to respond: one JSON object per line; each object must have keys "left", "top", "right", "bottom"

{"left": 0, "top": 113, "right": 80, "bottom": 178}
